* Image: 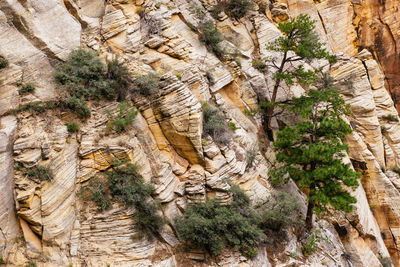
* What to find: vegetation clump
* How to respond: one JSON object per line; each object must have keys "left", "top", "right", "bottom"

{"left": 55, "top": 49, "right": 131, "bottom": 117}
{"left": 260, "top": 191, "right": 304, "bottom": 231}
{"left": 0, "top": 56, "right": 8, "bottom": 69}
{"left": 65, "top": 122, "right": 80, "bottom": 132}
{"left": 134, "top": 72, "right": 161, "bottom": 97}
{"left": 199, "top": 21, "right": 225, "bottom": 59}
{"left": 107, "top": 102, "right": 138, "bottom": 133}
{"left": 252, "top": 59, "right": 267, "bottom": 72}
{"left": 382, "top": 114, "right": 399, "bottom": 122}
{"left": 270, "top": 75, "right": 361, "bottom": 230}
{"left": 224, "top": 0, "right": 254, "bottom": 20}
{"left": 81, "top": 161, "right": 163, "bottom": 239}
{"left": 301, "top": 233, "right": 320, "bottom": 255}
{"left": 211, "top": 0, "right": 254, "bottom": 20}
{"left": 18, "top": 83, "right": 35, "bottom": 95}
{"left": 175, "top": 185, "right": 262, "bottom": 258}
{"left": 17, "top": 164, "right": 54, "bottom": 182}
{"left": 202, "top": 102, "right": 232, "bottom": 145}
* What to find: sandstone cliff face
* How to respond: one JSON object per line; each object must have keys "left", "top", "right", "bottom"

{"left": 0, "top": 0, "right": 400, "bottom": 266}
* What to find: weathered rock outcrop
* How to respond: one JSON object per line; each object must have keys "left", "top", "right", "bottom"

{"left": 1, "top": 0, "right": 400, "bottom": 266}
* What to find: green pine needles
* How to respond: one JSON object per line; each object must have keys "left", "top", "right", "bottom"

{"left": 270, "top": 75, "right": 361, "bottom": 230}
{"left": 263, "top": 14, "right": 335, "bottom": 137}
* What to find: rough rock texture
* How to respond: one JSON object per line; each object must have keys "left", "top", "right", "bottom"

{"left": 1, "top": 0, "right": 400, "bottom": 266}
{"left": 0, "top": 116, "right": 18, "bottom": 255}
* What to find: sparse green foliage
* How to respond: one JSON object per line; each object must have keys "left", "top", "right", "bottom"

{"left": 229, "top": 121, "right": 238, "bottom": 131}
{"left": 252, "top": 59, "right": 267, "bottom": 72}
{"left": 21, "top": 165, "right": 54, "bottom": 182}
{"left": 175, "top": 186, "right": 262, "bottom": 258}
{"left": 55, "top": 48, "right": 132, "bottom": 117}
{"left": 18, "top": 83, "right": 35, "bottom": 95}
{"left": 263, "top": 14, "right": 335, "bottom": 134}
{"left": 81, "top": 161, "right": 163, "bottom": 239}
{"left": 393, "top": 166, "right": 400, "bottom": 174}
{"left": 107, "top": 102, "right": 138, "bottom": 133}
{"left": 302, "top": 233, "right": 320, "bottom": 255}
{"left": 382, "top": 114, "right": 399, "bottom": 122}
{"left": 0, "top": 56, "right": 8, "bottom": 69}
{"left": 199, "top": 21, "right": 225, "bottom": 59}
{"left": 173, "top": 72, "right": 182, "bottom": 79}
{"left": 134, "top": 72, "right": 161, "bottom": 97}
{"left": 81, "top": 177, "right": 112, "bottom": 211}
{"left": 225, "top": 0, "right": 254, "bottom": 20}
{"left": 63, "top": 96, "right": 91, "bottom": 118}
{"left": 65, "top": 122, "right": 80, "bottom": 132}
{"left": 211, "top": 0, "right": 254, "bottom": 20}
{"left": 202, "top": 102, "right": 232, "bottom": 145}
{"left": 270, "top": 76, "right": 360, "bottom": 229}
{"left": 246, "top": 147, "right": 257, "bottom": 167}
{"left": 0, "top": 256, "right": 5, "bottom": 264}
{"left": 260, "top": 191, "right": 304, "bottom": 231}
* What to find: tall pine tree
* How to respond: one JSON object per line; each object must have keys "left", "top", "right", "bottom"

{"left": 263, "top": 14, "right": 335, "bottom": 139}
{"left": 269, "top": 75, "right": 361, "bottom": 230}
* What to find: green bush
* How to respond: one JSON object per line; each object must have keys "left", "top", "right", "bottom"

{"left": 63, "top": 96, "right": 91, "bottom": 118}
{"left": 202, "top": 102, "right": 232, "bottom": 145}
{"left": 107, "top": 102, "right": 138, "bottom": 133}
{"left": 252, "top": 60, "right": 267, "bottom": 72}
{"left": 175, "top": 186, "right": 262, "bottom": 258}
{"left": 382, "top": 114, "right": 399, "bottom": 122}
{"left": 81, "top": 177, "right": 112, "bottom": 211}
{"left": 65, "top": 122, "right": 80, "bottom": 132}
{"left": 134, "top": 72, "right": 161, "bottom": 97}
{"left": 81, "top": 162, "right": 163, "bottom": 239}
{"left": 260, "top": 191, "right": 304, "bottom": 231}
{"left": 18, "top": 83, "right": 35, "bottom": 95}
{"left": 225, "top": 0, "right": 254, "bottom": 20}
{"left": 0, "top": 256, "right": 4, "bottom": 264}
{"left": 55, "top": 48, "right": 132, "bottom": 117}
{"left": 302, "top": 233, "right": 320, "bottom": 255}
{"left": 21, "top": 165, "right": 54, "bottom": 182}
{"left": 10, "top": 101, "right": 58, "bottom": 115}
{"left": 0, "top": 56, "right": 8, "bottom": 69}
{"left": 199, "top": 21, "right": 225, "bottom": 59}
{"left": 229, "top": 122, "right": 238, "bottom": 131}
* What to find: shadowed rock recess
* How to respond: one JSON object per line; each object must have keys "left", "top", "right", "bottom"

{"left": 0, "top": 0, "right": 400, "bottom": 266}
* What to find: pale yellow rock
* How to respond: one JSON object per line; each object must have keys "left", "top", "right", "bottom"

{"left": 19, "top": 218, "right": 41, "bottom": 253}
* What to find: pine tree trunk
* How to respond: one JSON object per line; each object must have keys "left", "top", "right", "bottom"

{"left": 305, "top": 201, "right": 314, "bottom": 231}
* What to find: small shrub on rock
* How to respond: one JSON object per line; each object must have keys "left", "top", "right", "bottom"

{"left": 225, "top": 0, "right": 254, "bottom": 20}
{"left": 18, "top": 83, "right": 35, "bottom": 95}
{"left": 54, "top": 48, "right": 132, "bottom": 117}
{"left": 199, "top": 21, "right": 225, "bottom": 59}
{"left": 0, "top": 56, "right": 8, "bottom": 69}
{"left": 63, "top": 96, "right": 91, "bottom": 118}
{"left": 202, "top": 102, "right": 232, "bottom": 145}
{"left": 260, "top": 191, "right": 304, "bottom": 231}
{"left": 134, "top": 72, "right": 161, "bottom": 97}
{"left": 382, "top": 114, "right": 399, "bottom": 122}
{"left": 175, "top": 186, "right": 262, "bottom": 258}
{"left": 65, "top": 122, "right": 80, "bottom": 132}
{"left": 22, "top": 165, "right": 54, "bottom": 182}
{"left": 81, "top": 161, "right": 163, "bottom": 239}
{"left": 107, "top": 102, "right": 138, "bottom": 133}
{"left": 251, "top": 59, "right": 267, "bottom": 72}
